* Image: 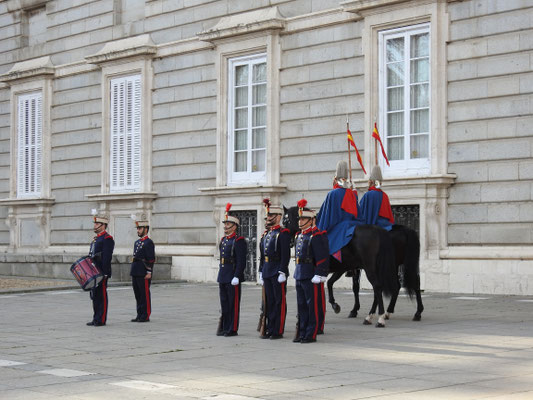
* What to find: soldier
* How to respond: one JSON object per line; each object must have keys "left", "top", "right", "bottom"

{"left": 87, "top": 210, "right": 115, "bottom": 327}
{"left": 293, "top": 199, "right": 329, "bottom": 343}
{"left": 316, "top": 160, "right": 364, "bottom": 261}
{"left": 217, "top": 203, "right": 247, "bottom": 337}
{"left": 130, "top": 215, "right": 155, "bottom": 323}
{"left": 259, "top": 198, "right": 290, "bottom": 339}
{"left": 359, "top": 165, "right": 394, "bottom": 231}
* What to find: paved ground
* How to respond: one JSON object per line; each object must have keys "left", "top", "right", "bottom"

{"left": 1, "top": 279, "right": 532, "bottom": 400}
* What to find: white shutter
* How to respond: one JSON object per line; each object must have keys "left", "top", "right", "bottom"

{"left": 110, "top": 75, "right": 142, "bottom": 192}
{"left": 17, "top": 92, "right": 42, "bottom": 197}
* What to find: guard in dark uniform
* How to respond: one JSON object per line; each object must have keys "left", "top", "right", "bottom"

{"left": 217, "top": 203, "right": 247, "bottom": 337}
{"left": 130, "top": 215, "right": 155, "bottom": 323}
{"left": 293, "top": 199, "right": 329, "bottom": 343}
{"left": 87, "top": 210, "right": 115, "bottom": 327}
{"left": 259, "top": 198, "right": 290, "bottom": 339}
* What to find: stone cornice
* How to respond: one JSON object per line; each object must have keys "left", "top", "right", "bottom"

{"left": 198, "top": 7, "right": 285, "bottom": 42}
{"left": 0, "top": 197, "right": 55, "bottom": 207}
{"left": 198, "top": 184, "right": 287, "bottom": 197}
{"left": 353, "top": 174, "right": 456, "bottom": 189}
{"left": 86, "top": 192, "right": 158, "bottom": 202}
{"left": 7, "top": 0, "right": 47, "bottom": 12}
{"left": 0, "top": 56, "right": 55, "bottom": 84}
{"left": 85, "top": 34, "right": 157, "bottom": 65}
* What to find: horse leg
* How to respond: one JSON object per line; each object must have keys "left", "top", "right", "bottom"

{"left": 375, "top": 288, "right": 387, "bottom": 328}
{"left": 327, "top": 271, "right": 343, "bottom": 314}
{"left": 363, "top": 290, "right": 378, "bottom": 326}
{"left": 385, "top": 275, "right": 401, "bottom": 319}
{"left": 413, "top": 287, "right": 424, "bottom": 321}
{"left": 348, "top": 269, "right": 361, "bottom": 318}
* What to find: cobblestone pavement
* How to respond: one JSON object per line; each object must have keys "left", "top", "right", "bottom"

{"left": 0, "top": 281, "right": 532, "bottom": 399}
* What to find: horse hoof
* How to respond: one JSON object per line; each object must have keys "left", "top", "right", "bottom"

{"left": 375, "top": 322, "right": 385, "bottom": 328}
{"left": 348, "top": 311, "right": 358, "bottom": 318}
{"left": 363, "top": 319, "right": 372, "bottom": 325}
{"left": 332, "top": 304, "right": 341, "bottom": 314}
{"left": 412, "top": 314, "right": 421, "bottom": 321}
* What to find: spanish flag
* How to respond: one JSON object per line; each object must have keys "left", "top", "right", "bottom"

{"left": 347, "top": 128, "right": 367, "bottom": 174}
{"left": 372, "top": 123, "right": 390, "bottom": 166}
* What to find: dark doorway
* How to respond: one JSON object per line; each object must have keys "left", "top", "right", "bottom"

{"left": 233, "top": 210, "right": 258, "bottom": 281}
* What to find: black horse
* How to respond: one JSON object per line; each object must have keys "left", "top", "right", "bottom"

{"left": 283, "top": 206, "right": 397, "bottom": 327}
{"left": 327, "top": 224, "right": 424, "bottom": 322}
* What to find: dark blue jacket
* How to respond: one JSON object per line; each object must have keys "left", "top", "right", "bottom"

{"left": 294, "top": 226, "right": 329, "bottom": 280}
{"left": 217, "top": 233, "right": 247, "bottom": 283}
{"left": 130, "top": 236, "right": 156, "bottom": 277}
{"left": 259, "top": 225, "right": 290, "bottom": 279}
{"left": 89, "top": 231, "right": 114, "bottom": 278}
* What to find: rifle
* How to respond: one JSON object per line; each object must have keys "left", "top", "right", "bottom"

{"left": 257, "top": 286, "right": 267, "bottom": 337}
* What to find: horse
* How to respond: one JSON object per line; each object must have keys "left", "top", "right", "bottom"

{"left": 283, "top": 206, "right": 397, "bottom": 327}
{"left": 326, "top": 224, "right": 424, "bottom": 322}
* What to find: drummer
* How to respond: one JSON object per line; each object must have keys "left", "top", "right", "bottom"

{"left": 130, "top": 215, "right": 155, "bottom": 323}
{"left": 87, "top": 210, "right": 115, "bottom": 327}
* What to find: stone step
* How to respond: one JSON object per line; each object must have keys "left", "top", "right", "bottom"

{"left": 0, "top": 254, "right": 172, "bottom": 282}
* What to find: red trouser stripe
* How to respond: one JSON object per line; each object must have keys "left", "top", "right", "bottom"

{"left": 279, "top": 282, "right": 286, "bottom": 334}
{"left": 101, "top": 279, "right": 107, "bottom": 324}
{"left": 320, "top": 282, "right": 326, "bottom": 330}
{"left": 312, "top": 284, "right": 319, "bottom": 339}
{"left": 233, "top": 285, "right": 239, "bottom": 332}
{"left": 145, "top": 279, "right": 151, "bottom": 319}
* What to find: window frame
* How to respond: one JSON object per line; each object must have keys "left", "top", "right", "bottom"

{"left": 227, "top": 53, "right": 268, "bottom": 185}
{"left": 109, "top": 74, "right": 142, "bottom": 193}
{"left": 16, "top": 91, "right": 43, "bottom": 198}
{"left": 378, "top": 23, "right": 431, "bottom": 176}
{"left": 99, "top": 58, "right": 153, "bottom": 195}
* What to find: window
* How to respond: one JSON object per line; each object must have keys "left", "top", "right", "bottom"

{"left": 379, "top": 23, "right": 430, "bottom": 174}
{"left": 17, "top": 92, "right": 42, "bottom": 197}
{"left": 110, "top": 75, "right": 142, "bottom": 192}
{"left": 228, "top": 54, "right": 267, "bottom": 185}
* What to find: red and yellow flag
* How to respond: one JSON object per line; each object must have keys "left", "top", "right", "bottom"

{"left": 372, "top": 123, "right": 390, "bottom": 166}
{"left": 347, "top": 128, "right": 367, "bottom": 174}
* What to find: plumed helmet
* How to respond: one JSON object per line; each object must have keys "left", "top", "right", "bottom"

{"left": 335, "top": 160, "right": 348, "bottom": 180}
{"left": 263, "top": 198, "right": 282, "bottom": 215}
{"left": 222, "top": 203, "right": 240, "bottom": 225}
{"left": 131, "top": 214, "right": 149, "bottom": 228}
{"left": 297, "top": 198, "right": 315, "bottom": 219}
{"left": 91, "top": 209, "right": 109, "bottom": 224}
{"left": 369, "top": 165, "right": 383, "bottom": 182}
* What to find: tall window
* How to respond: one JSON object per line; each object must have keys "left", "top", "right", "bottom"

{"left": 110, "top": 75, "right": 142, "bottom": 192}
{"left": 379, "top": 24, "right": 430, "bottom": 174}
{"left": 17, "top": 92, "right": 42, "bottom": 197}
{"left": 228, "top": 54, "right": 267, "bottom": 185}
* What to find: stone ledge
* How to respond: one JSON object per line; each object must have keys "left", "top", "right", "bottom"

{"left": 198, "top": 7, "right": 285, "bottom": 42}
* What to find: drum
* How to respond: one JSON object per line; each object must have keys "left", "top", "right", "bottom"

{"left": 70, "top": 256, "right": 103, "bottom": 291}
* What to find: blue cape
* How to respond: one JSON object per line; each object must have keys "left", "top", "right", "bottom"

{"left": 359, "top": 190, "right": 393, "bottom": 231}
{"left": 316, "top": 188, "right": 365, "bottom": 255}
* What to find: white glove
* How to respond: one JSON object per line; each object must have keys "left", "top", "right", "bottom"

{"left": 278, "top": 272, "right": 287, "bottom": 283}
{"left": 311, "top": 275, "right": 321, "bottom": 284}
{"left": 231, "top": 277, "right": 239, "bottom": 286}
{"left": 320, "top": 276, "right": 327, "bottom": 283}
{"left": 259, "top": 272, "right": 264, "bottom": 285}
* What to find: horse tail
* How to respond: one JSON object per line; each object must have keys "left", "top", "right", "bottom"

{"left": 402, "top": 226, "right": 420, "bottom": 299}
{"left": 377, "top": 228, "right": 396, "bottom": 298}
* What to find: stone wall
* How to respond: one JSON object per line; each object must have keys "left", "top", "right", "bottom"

{"left": 447, "top": 1, "right": 533, "bottom": 245}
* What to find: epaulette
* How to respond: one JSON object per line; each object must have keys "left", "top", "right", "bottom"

{"left": 281, "top": 228, "right": 290, "bottom": 233}
{"left": 220, "top": 236, "right": 225, "bottom": 242}
{"left": 105, "top": 234, "right": 113, "bottom": 240}
{"left": 236, "top": 236, "right": 245, "bottom": 241}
